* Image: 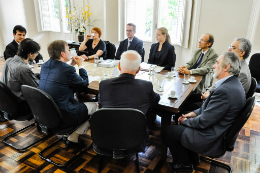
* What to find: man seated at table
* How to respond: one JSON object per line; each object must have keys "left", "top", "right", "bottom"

{"left": 98, "top": 50, "right": 160, "bottom": 148}
{"left": 174, "top": 38, "right": 252, "bottom": 119}
{"left": 39, "top": 40, "right": 98, "bottom": 146}
{"left": 162, "top": 52, "right": 246, "bottom": 172}
{"left": 4, "top": 25, "right": 43, "bottom": 63}
{"left": 177, "top": 33, "right": 218, "bottom": 93}
{"left": 115, "top": 23, "right": 143, "bottom": 60}
{"left": 0, "top": 38, "right": 41, "bottom": 121}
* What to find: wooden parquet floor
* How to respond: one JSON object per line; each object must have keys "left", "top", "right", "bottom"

{"left": 0, "top": 58, "right": 260, "bottom": 173}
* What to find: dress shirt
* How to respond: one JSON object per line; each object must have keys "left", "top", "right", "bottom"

{"left": 127, "top": 38, "right": 133, "bottom": 49}
{"left": 215, "top": 75, "right": 233, "bottom": 89}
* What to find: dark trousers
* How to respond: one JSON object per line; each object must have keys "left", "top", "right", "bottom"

{"left": 162, "top": 125, "right": 199, "bottom": 164}
{"left": 174, "top": 92, "right": 203, "bottom": 122}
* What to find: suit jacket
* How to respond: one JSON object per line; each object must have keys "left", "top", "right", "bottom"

{"left": 238, "top": 59, "right": 251, "bottom": 95}
{"left": 39, "top": 59, "right": 89, "bottom": 128}
{"left": 0, "top": 55, "right": 39, "bottom": 100}
{"left": 98, "top": 73, "right": 160, "bottom": 115}
{"left": 186, "top": 48, "right": 218, "bottom": 93}
{"left": 115, "top": 37, "right": 143, "bottom": 60}
{"left": 4, "top": 40, "right": 43, "bottom": 63}
{"left": 181, "top": 76, "right": 246, "bottom": 156}
{"left": 148, "top": 41, "right": 176, "bottom": 71}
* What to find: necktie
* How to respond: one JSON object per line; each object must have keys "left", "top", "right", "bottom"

{"left": 128, "top": 41, "right": 132, "bottom": 50}
{"left": 194, "top": 53, "right": 204, "bottom": 69}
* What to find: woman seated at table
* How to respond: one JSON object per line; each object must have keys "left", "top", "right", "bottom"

{"left": 148, "top": 27, "right": 176, "bottom": 71}
{"left": 79, "top": 27, "right": 107, "bottom": 60}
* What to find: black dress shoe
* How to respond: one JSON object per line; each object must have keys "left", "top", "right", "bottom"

{"left": 167, "top": 162, "right": 193, "bottom": 172}
{"left": 66, "top": 139, "right": 85, "bottom": 148}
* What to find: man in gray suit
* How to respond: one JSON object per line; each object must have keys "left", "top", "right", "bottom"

{"left": 163, "top": 52, "right": 246, "bottom": 172}
{"left": 178, "top": 33, "right": 218, "bottom": 93}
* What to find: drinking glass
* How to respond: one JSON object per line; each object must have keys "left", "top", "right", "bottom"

{"left": 149, "top": 66, "right": 154, "bottom": 75}
{"left": 70, "top": 48, "right": 77, "bottom": 58}
{"left": 94, "top": 56, "right": 99, "bottom": 63}
{"left": 183, "top": 74, "right": 189, "bottom": 84}
{"left": 171, "top": 67, "right": 176, "bottom": 76}
{"left": 157, "top": 79, "right": 165, "bottom": 92}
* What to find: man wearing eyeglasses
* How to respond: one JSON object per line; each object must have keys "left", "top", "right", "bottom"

{"left": 4, "top": 25, "right": 43, "bottom": 63}
{"left": 177, "top": 33, "right": 218, "bottom": 93}
{"left": 115, "top": 23, "right": 143, "bottom": 60}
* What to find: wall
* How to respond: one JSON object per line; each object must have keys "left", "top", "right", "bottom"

{"left": 0, "top": 0, "right": 50, "bottom": 59}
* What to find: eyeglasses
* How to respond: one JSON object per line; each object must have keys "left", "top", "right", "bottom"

{"left": 228, "top": 45, "right": 236, "bottom": 50}
{"left": 198, "top": 39, "right": 208, "bottom": 43}
{"left": 126, "top": 30, "right": 133, "bottom": 32}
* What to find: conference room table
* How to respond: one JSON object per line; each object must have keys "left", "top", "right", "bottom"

{"left": 33, "top": 59, "right": 202, "bottom": 160}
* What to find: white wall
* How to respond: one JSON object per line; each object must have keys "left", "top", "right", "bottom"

{"left": 0, "top": 0, "right": 50, "bottom": 59}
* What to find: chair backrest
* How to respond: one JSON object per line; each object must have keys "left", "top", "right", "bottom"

{"left": 104, "top": 41, "right": 116, "bottom": 59}
{"left": 21, "top": 85, "right": 62, "bottom": 128}
{"left": 141, "top": 48, "right": 145, "bottom": 62}
{"left": 249, "top": 53, "right": 260, "bottom": 82}
{"left": 90, "top": 108, "right": 146, "bottom": 150}
{"left": 246, "top": 77, "right": 257, "bottom": 99}
{"left": 0, "top": 81, "right": 18, "bottom": 114}
{"left": 226, "top": 97, "right": 255, "bottom": 150}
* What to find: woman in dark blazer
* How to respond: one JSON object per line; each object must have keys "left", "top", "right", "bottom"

{"left": 148, "top": 27, "right": 176, "bottom": 71}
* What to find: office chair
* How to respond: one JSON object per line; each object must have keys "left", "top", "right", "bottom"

{"left": 0, "top": 82, "right": 48, "bottom": 152}
{"left": 200, "top": 97, "right": 255, "bottom": 173}
{"left": 249, "top": 53, "right": 260, "bottom": 92}
{"left": 104, "top": 41, "right": 116, "bottom": 59}
{"left": 90, "top": 108, "right": 148, "bottom": 173}
{"left": 21, "top": 85, "right": 92, "bottom": 167}
{"left": 246, "top": 77, "right": 257, "bottom": 99}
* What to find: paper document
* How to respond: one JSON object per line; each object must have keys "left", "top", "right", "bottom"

{"left": 97, "top": 59, "right": 119, "bottom": 67}
{"left": 89, "top": 76, "right": 100, "bottom": 83}
{"left": 154, "top": 66, "right": 164, "bottom": 73}
{"left": 140, "top": 62, "right": 164, "bottom": 72}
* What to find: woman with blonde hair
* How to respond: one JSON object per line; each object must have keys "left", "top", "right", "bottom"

{"left": 148, "top": 27, "right": 176, "bottom": 70}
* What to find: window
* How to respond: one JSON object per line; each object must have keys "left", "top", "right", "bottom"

{"left": 121, "top": 0, "right": 192, "bottom": 47}
{"left": 34, "top": 0, "right": 71, "bottom": 33}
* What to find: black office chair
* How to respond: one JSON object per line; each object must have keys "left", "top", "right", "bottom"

{"left": 246, "top": 77, "right": 257, "bottom": 99}
{"left": 141, "top": 48, "right": 145, "bottom": 62}
{"left": 249, "top": 53, "right": 260, "bottom": 92}
{"left": 21, "top": 85, "right": 92, "bottom": 167}
{"left": 90, "top": 108, "right": 148, "bottom": 173}
{"left": 0, "top": 82, "right": 48, "bottom": 152}
{"left": 104, "top": 41, "right": 116, "bottom": 59}
{"left": 200, "top": 97, "right": 255, "bottom": 173}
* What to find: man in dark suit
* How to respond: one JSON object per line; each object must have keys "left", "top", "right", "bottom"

{"left": 115, "top": 23, "right": 143, "bottom": 60}
{"left": 39, "top": 40, "right": 98, "bottom": 146}
{"left": 98, "top": 50, "right": 160, "bottom": 150}
{"left": 99, "top": 50, "right": 160, "bottom": 115}
{"left": 162, "top": 52, "right": 246, "bottom": 172}
{"left": 4, "top": 25, "right": 43, "bottom": 63}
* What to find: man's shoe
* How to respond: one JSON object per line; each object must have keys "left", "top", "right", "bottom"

{"left": 167, "top": 162, "right": 193, "bottom": 172}
{"left": 0, "top": 114, "right": 8, "bottom": 122}
{"left": 66, "top": 139, "right": 85, "bottom": 148}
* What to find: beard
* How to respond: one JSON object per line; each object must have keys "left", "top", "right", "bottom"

{"left": 213, "top": 67, "right": 222, "bottom": 79}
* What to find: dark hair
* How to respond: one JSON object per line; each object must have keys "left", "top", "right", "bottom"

{"left": 91, "top": 27, "right": 102, "bottom": 37}
{"left": 48, "top": 40, "right": 67, "bottom": 60}
{"left": 17, "top": 38, "right": 40, "bottom": 59}
{"left": 206, "top": 33, "right": 214, "bottom": 48}
{"left": 126, "top": 23, "right": 136, "bottom": 31}
{"left": 13, "top": 25, "right": 27, "bottom": 35}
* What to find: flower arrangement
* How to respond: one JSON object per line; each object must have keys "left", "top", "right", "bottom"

{"left": 66, "top": 5, "right": 98, "bottom": 35}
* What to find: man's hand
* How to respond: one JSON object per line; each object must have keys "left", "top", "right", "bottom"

{"left": 70, "top": 58, "right": 76, "bottom": 66}
{"left": 178, "top": 114, "right": 187, "bottom": 124}
{"left": 183, "top": 112, "right": 197, "bottom": 118}
{"left": 201, "top": 91, "right": 210, "bottom": 100}
{"left": 179, "top": 66, "right": 190, "bottom": 74}
{"left": 177, "top": 65, "right": 185, "bottom": 73}
{"left": 72, "top": 56, "right": 84, "bottom": 66}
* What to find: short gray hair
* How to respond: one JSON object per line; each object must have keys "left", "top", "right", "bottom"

{"left": 234, "top": 38, "right": 252, "bottom": 59}
{"left": 221, "top": 51, "right": 241, "bottom": 75}
{"left": 120, "top": 50, "right": 141, "bottom": 73}
{"left": 126, "top": 23, "right": 136, "bottom": 31}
